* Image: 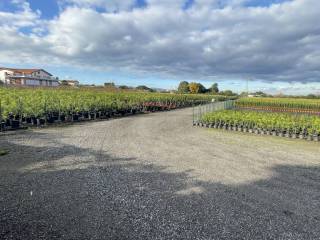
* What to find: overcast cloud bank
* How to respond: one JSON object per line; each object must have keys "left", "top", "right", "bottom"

{"left": 0, "top": 0, "right": 319, "bottom": 89}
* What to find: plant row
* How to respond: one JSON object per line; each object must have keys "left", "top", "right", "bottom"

{"left": 199, "top": 110, "right": 320, "bottom": 141}
{"left": 0, "top": 87, "right": 233, "bottom": 130}
{"left": 236, "top": 97, "right": 320, "bottom": 113}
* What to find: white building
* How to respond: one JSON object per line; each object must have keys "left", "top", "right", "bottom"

{"left": 60, "top": 80, "right": 80, "bottom": 87}
{"left": 0, "top": 68, "right": 59, "bottom": 87}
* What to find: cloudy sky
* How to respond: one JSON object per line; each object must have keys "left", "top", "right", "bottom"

{"left": 0, "top": 0, "right": 319, "bottom": 94}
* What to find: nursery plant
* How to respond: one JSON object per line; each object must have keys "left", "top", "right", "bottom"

{"left": 201, "top": 110, "right": 320, "bottom": 138}
{"left": 236, "top": 97, "right": 320, "bottom": 114}
{"left": 0, "top": 86, "right": 235, "bottom": 129}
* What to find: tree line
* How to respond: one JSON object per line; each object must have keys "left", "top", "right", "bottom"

{"left": 177, "top": 81, "right": 236, "bottom": 96}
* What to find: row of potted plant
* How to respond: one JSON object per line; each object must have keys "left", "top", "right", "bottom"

{"left": 195, "top": 121, "right": 320, "bottom": 141}
{"left": 197, "top": 110, "right": 320, "bottom": 142}
{"left": 236, "top": 97, "right": 320, "bottom": 112}
{"left": 0, "top": 100, "right": 206, "bottom": 131}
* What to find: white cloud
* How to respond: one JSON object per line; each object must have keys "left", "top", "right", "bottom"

{"left": 59, "top": 0, "right": 137, "bottom": 12}
{"left": 0, "top": 0, "right": 40, "bottom": 28}
{"left": 0, "top": 0, "right": 320, "bottom": 84}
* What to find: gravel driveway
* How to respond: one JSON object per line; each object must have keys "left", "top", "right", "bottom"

{"left": 1, "top": 108, "right": 320, "bottom": 239}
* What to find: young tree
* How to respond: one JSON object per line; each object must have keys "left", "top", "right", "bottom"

{"left": 177, "top": 81, "right": 190, "bottom": 93}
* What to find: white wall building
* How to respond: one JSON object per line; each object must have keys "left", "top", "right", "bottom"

{"left": 0, "top": 68, "right": 59, "bottom": 87}
{"left": 60, "top": 80, "right": 80, "bottom": 87}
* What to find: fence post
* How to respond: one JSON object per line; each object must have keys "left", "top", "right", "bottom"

{"left": 192, "top": 101, "right": 195, "bottom": 125}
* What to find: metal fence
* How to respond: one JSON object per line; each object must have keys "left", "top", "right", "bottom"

{"left": 193, "top": 100, "right": 236, "bottom": 124}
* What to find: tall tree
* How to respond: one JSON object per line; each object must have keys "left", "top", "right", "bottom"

{"left": 136, "top": 85, "right": 154, "bottom": 92}
{"left": 197, "top": 83, "right": 206, "bottom": 93}
{"left": 220, "top": 90, "right": 236, "bottom": 96}
{"left": 177, "top": 81, "right": 190, "bottom": 93}
{"left": 210, "top": 83, "right": 219, "bottom": 93}
{"left": 188, "top": 82, "right": 200, "bottom": 94}
{"left": 104, "top": 82, "right": 115, "bottom": 87}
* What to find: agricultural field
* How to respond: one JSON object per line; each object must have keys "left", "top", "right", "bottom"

{"left": 236, "top": 97, "right": 320, "bottom": 114}
{"left": 199, "top": 97, "right": 320, "bottom": 141}
{"left": 0, "top": 87, "right": 235, "bottom": 130}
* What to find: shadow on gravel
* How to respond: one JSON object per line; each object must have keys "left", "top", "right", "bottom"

{"left": 0, "top": 133, "right": 320, "bottom": 240}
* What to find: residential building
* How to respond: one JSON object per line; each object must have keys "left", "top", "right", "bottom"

{"left": 0, "top": 68, "right": 59, "bottom": 87}
{"left": 60, "top": 80, "right": 80, "bottom": 86}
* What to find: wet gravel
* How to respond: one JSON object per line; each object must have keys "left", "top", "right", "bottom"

{"left": 0, "top": 108, "right": 320, "bottom": 239}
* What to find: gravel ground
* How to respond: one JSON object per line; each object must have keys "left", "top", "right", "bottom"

{"left": 0, "top": 108, "right": 320, "bottom": 240}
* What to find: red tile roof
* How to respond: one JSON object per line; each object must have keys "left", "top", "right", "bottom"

{"left": 0, "top": 67, "right": 52, "bottom": 76}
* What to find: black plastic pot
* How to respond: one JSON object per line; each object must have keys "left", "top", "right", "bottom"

{"left": 11, "top": 120, "right": 20, "bottom": 129}
{"left": 26, "top": 117, "right": 32, "bottom": 124}
{"left": 47, "top": 117, "right": 55, "bottom": 124}
{"left": 0, "top": 122, "right": 6, "bottom": 131}
{"left": 73, "top": 115, "right": 79, "bottom": 121}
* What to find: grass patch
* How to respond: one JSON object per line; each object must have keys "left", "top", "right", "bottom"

{"left": 0, "top": 149, "right": 9, "bottom": 156}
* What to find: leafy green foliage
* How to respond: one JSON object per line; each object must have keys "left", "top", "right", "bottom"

{"left": 210, "top": 83, "right": 219, "bottom": 94}
{"left": 189, "top": 82, "right": 206, "bottom": 94}
{"left": 202, "top": 110, "right": 320, "bottom": 135}
{"left": 0, "top": 87, "right": 233, "bottom": 121}
{"left": 178, "top": 81, "right": 190, "bottom": 93}
{"left": 136, "top": 85, "right": 154, "bottom": 92}
{"left": 236, "top": 97, "right": 320, "bottom": 112}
